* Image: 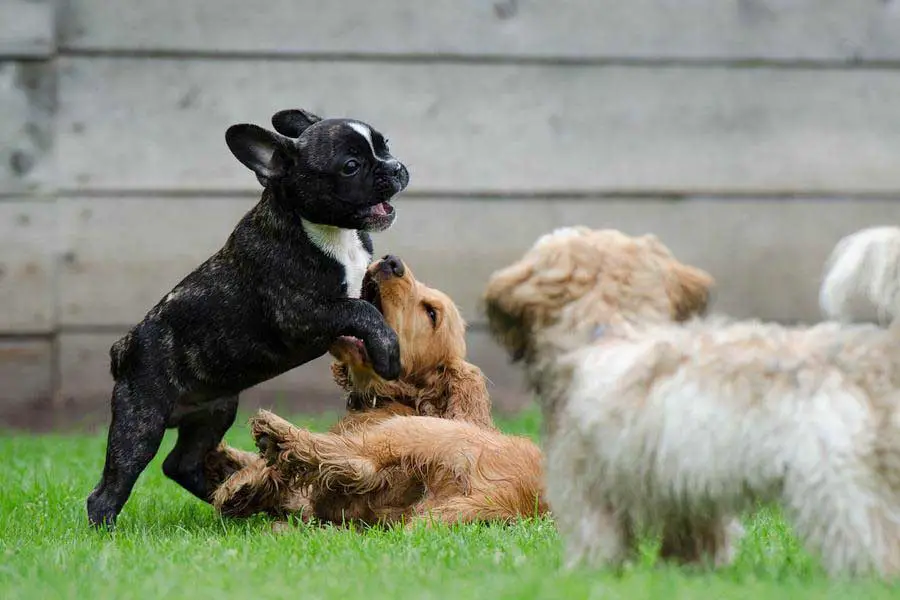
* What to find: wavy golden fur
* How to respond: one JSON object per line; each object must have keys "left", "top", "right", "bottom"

{"left": 206, "top": 257, "right": 546, "bottom": 526}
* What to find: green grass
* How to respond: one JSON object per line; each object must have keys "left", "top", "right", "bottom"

{"left": 1, "top": 407, "right": 898, "bottom": 599}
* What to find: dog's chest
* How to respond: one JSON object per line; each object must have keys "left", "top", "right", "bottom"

{"left": 302, "top": 220, "right": 370, "bottom": 298}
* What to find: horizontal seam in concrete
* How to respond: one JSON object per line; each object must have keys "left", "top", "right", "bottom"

{"left": 39, "top": 323, "right": 493, "bottom": 334}
{"left": 46, "top": 189, "right": 900, "bottom": 201}
{"left": 55, "top": 47, "right": 900, "bottom": 72}
{"left": 0, "top": 333, "right": 55, "bottom": 342}
{"left": 5, "top": 191, "right": 900, "bottom": 201}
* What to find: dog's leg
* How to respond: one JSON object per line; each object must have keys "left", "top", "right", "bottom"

{"left": 250, "top": 411, "right": 375, "bottom": 489}
{"left": 204, "top": 443, "right": 262, "bottom": 491}
{"left": 548, "top": 455, "right": 636, "bottom": 571}
{"left": 211, "top": 458, "right": 309, "bottom": 519}
{"left": 86, "top": 380, "right": 170, "bottom": 528}
{"left": 408, "top": 497, "right": 484, "bottom": 528}
{"left": 659, "top": 516, "right": 743, "bottom": 568}
{"left": 408, "top": 492, "right": 528, "bottom": 528}
{"left": 162, "top": 395, "right": 238, "bottom": 502}
{"left": 560, "top": 503, "right": 635, "bottom": 571}
{"left": 788, "top": 485, "right": 900, "bottom": 578}
{"left": 308, "top": 299, "right": 401, "bottom": 380}
{"left": 253, "top": 412, "right": 481, "bottom": 495}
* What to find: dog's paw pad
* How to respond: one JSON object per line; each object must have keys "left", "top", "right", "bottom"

{"left": 256, "top": 434, "right": 279, "bottom": 464}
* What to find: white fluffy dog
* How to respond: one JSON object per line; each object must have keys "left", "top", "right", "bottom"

{"left": 820, "top": 226, "right": 900, "bottom": 326}
{"left": 484, "top": 227, "right": 900, "bottom": 577}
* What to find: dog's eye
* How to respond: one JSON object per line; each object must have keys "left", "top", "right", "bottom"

{"left": 423, "top": 303, "right": 438, "bottom": 327}
{"left": 341, "top": 159, "right": 360, "bottom": 176}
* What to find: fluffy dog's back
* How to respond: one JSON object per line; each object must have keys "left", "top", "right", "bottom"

{"left": 820, "top": 226, "right": 900, "bottom": 326}
{"left": 550, "top": 319, "right": 900, "bottom": 575}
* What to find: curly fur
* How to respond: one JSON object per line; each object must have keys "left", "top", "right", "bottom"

{"left": 485, "top": 226, "right": 900, "bottom": 578}
{"left": 819, "top": 226, "right": 900, "bottom": 326}
{"left": 249, "top": 409, "right": 547, "bottom": 527}
{"left": 209, "top": 257, "right": 545, "bottom": 525}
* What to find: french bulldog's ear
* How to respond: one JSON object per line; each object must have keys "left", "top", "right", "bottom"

{"left": 225, "top": 124, "right": 291, "bottom": 186}
{"left": 271, "top": 109, "right": 322, "bottom": 138}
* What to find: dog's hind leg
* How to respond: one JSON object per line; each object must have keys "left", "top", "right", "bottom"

{"left": 407, "top": 497, "right": 486, "bottom": 528}
{"left": 211, "top": 459, "right": 308, "bottom": 519}
{"left": 86, "top": 380, "right": 171, "bottom": 528}
{"left": 204, "top": 443, "right": 262, "bottom": 491}
{"left": 783, "top": 461, "right": 900, "bottom": 578}
{"left": 559, "top": 502, "right": 635, "bottom": 571}
{"left": 250, "top": 411, "right": 374, "bottom": 489}
{"left": 791, "top": 488, "right": 900, "bottom": 577}
{"left": 253, "top": 412, "right": 485, "bottom": 495}
{"left": 163, "top": 395, "right": 238, "bottom": 502}
{"left": 408, "top": 489, "right": 537, "bottom": 528}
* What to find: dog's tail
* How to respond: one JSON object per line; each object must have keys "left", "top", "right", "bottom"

{"left": 109, "top": 331, "right": 136, "bottom": 380}
{"left": 819, "top": 227, "right": 900, "bottom": 327}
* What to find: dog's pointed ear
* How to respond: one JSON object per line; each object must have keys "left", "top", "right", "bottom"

{"left": 225, "top": 124, "right": 292, "bottom": 186}
{"left": 271, "top": 109, "right": 322, "bottom": 137}
{"left": 667, "top": 263, "right": 715, "bottom": 321}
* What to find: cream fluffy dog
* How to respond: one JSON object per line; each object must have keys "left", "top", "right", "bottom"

{"left": 819, "top": 226, "right": 900, "bottom": 326}
{"left": 484, "top": 226, "right": 900, "bottom": 577}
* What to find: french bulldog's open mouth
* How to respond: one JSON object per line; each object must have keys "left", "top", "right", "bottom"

{"left": 364, "top": 201, "right": 394, "bottom": 220}
{"left": 358, "top": 200, "right": 396, "bottom": 232}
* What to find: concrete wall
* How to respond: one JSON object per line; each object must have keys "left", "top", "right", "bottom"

{"left": 2, "top": 0, "right": 899, "bottom": 428}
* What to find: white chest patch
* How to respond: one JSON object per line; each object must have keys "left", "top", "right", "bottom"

{"left": 302, "top": 219, "right": 370, "bottom": 298}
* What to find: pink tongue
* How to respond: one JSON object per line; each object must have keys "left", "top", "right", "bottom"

{"left": 371, "top": 202, "right": 388, "bottom": 216}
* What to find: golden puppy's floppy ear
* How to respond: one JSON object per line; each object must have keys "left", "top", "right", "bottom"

{"left": 484, "top": 259, "right": 539, "bottom": 361}
{"left": 667, "top": 263, "right": 714, "bottom": 321}
{"left": 442, "top": 361, "right": 494, "bottom": 428}
{"left": 484, "top": 259, "right": 534, "bottom": 319}
{"left": 418, "top": 361, "right": 494, "bottom": 428}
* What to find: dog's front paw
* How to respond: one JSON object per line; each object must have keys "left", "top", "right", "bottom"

{"left": 368, "top": 331, "right": 401, "bottom": 380}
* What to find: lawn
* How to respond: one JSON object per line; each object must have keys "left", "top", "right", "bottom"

{"left": 1, "top": 407, "right": 898, "bottom": 600}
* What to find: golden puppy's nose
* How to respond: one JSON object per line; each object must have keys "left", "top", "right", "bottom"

{"left": 379, "top": 255, "right": 405, "bottom": 278}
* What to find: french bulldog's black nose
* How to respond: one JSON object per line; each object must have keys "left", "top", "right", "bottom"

{"left": 387, "top": 161, "right": 403, "bottom": 175}
{"left": 380, "top": 255, "right": 405, "bottom": 278}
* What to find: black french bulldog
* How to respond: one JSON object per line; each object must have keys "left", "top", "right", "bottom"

{"left": 86, "top": 108, "right": 410, "bottom": 528}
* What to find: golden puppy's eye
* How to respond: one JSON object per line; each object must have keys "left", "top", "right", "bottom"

{"left": 423, "top": 302, "right": 438, "bottom": 328}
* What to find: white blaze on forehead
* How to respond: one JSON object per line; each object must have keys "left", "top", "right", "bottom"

{"left": 347, "top": 121, "right": 376, "bottom": 156}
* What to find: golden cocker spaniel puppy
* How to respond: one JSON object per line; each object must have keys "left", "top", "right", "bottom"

{"left": 208, "top": 256, "right": 546, "bottom": 526}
